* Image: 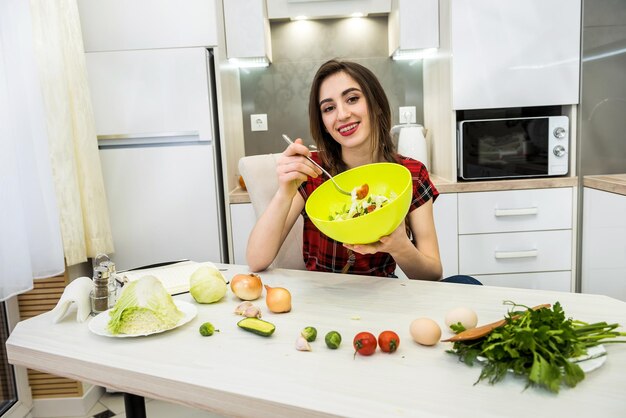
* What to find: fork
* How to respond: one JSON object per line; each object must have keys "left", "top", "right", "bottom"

{"left": 281, "top": 134, "right": 351, "bottom": 195}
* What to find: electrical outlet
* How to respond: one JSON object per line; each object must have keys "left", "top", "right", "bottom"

{"left": 251, "top": 114, "right": 268, "bottom": 131}
{"left": 399, "top": 106, "right": 416, "bottom": 124}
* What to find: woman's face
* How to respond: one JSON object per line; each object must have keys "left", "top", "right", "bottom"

{"left": 318, "top": 71, "right": 371, "bottom": 152}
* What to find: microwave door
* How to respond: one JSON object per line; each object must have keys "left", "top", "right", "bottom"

{"left": 460, "top": 118, "right": 551, "bottom": 180}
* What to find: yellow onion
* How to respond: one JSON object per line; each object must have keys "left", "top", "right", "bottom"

{"left": 264, "top": 285, "right": 291, "bottom": 313}
{"left": 230, "top": 273, "right": 263, "bottom": 301}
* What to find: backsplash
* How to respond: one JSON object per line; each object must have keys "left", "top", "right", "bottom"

{"left": 240, "top": 16, "right": 424, "bottom": 156}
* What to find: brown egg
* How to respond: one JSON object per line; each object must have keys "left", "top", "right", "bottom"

{"left": 409, "top": 317, "right": 442, "bottom": 346}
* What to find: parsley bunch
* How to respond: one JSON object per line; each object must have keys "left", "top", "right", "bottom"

{"left": 447, "top": 301, "right": 626, "bottom": 393}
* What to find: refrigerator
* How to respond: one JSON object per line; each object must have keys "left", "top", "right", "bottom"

{"left": 87, "top": 47, "right": 226, "bottom": 270}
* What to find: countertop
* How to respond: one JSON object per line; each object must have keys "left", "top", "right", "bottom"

{"left": 583, "top": 174, "right": 626, "bottom": 196}
{"left": 230, "top": 175, "right": 580, "bottom": 204}
{"left": 7, "top": 264, "right": 626, "bottom": 418}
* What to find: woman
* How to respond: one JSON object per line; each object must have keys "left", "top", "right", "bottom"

{"left": 246, "top": 59, "right": 442, "bottom": 281}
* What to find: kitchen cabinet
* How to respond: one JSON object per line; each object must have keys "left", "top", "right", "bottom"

{"left": 456, "top": 188, "right": 574, "bottom": 291}
{"left": 388, "top": 0, "right": 438, "bottom": 58}
{"left": 433, "top": 193, "right": 458, "bottom": 278}
{"left": 77, "top": 0, "right": 218, "bottom": 52}
{"left": 230, "top": 203, "right": 255, "bottom": 265}
{"left": 450, "top": 0, "right": 581, "bottom": 110}
{"left": 582, "top": 188, "right": 626, "bottom": 301}
{"left": 266, "top": 0, "right": 390, "bottom": 20}
{"left": 223, "top": 0, "right": 272, "bottom": 63}
{"left": 85, "top": 48, "right": 213, "bottom": 140}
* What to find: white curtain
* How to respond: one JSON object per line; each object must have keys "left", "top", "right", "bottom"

{"left": 29, "top": 0, "right": 114, "bottom": 265}
{"left": 0, "top": 0, "right": 64, "bottom": 301}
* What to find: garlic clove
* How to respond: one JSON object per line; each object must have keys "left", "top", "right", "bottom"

{"left": 234, "top": 301, "right": 254, "bottom": 315}
{"left": 295, "top": 335, "right": 312, "bottom": 351}
{"left": 243, "top": 305, "right": 262, "bottom": 318}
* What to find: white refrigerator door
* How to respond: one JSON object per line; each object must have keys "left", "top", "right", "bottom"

{"left": 99, "top": 143, "right": 223, "bottom": 270}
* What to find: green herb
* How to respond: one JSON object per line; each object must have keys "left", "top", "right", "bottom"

{"left": 447, "top": 301, "right": 626, "bottom": 393}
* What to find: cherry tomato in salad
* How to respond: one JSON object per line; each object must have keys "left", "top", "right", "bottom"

{"left": 378, "top": 330, "right": 400, "bottom": 353}
{"left": 353, "top": 332, "right": 377, "bottom": 357}
{"left": 355, "top": 184, "right": 369, "bottom": 200}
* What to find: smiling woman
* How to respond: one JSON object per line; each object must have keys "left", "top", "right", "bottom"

{"left": 246, "top": 59, "right": 443, "bottom": 281}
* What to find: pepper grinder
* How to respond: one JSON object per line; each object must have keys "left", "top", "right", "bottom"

{"left": 90, "top": 266, "right": 114, "bottom": 315}
{"left": 99, "top": 260, "right": 119, "bottom": 305}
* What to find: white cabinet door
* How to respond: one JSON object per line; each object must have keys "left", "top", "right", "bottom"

{"left": 99, "top": 143, "right": 222, "bottom": 271}
{"left": 459, "top": 230, "right": 572, "bottom": 276}
{"left": 476, "top": 271, "right": 572, "bottom": 292}
{"left": 582, "top": 188, "right": 626, "bottom": 302}
{"left": 230, "top": 203, "right": 255, "bottom": 266}
{"left": 433, "top": 193, "right": 459, "bottom": 278}
{"left": 86, "top": 48, "right": 213, "bottom": 140}
{"left": 224, "top": 0, "right": 272, "bottom": 61}
{"left": 458, "top": 188, "right": 573, "bottom": 234}
{"left": 77, "top": 0, "right": 218, "bottom": 51}
{"left": 451, "top": 0, "right": 581, "bottom": 110}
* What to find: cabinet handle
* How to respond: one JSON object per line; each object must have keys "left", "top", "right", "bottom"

{"left": 494, "top": 207, "right": 538, "bottom": 217}
{"left": 494, "top": 250, "right": 538, "bottom": 259}
{"left": 97, "top": 131, "right": 199, "bottom": 140}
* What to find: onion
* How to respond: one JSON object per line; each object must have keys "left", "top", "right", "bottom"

{"left": 230, "top": 273, "right": 263, "bottom": 301}
{"left": 264, "top": 285, "right": 291, "bottom": 313}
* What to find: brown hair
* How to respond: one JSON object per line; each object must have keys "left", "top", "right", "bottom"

{"left": 308, "top": 59, "right": 397, "bottom": 175}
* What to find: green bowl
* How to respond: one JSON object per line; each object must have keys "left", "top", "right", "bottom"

{"left": 305, "top": 163, "right": 412, "bottom": 244}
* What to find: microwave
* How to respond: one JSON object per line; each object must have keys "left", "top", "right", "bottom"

{"left": 457, "top": 116, "right": 569, "bottom": 180}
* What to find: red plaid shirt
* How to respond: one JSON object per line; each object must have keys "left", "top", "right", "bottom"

{"left": 297, "top": 153, "right": 439, "bottom": 277}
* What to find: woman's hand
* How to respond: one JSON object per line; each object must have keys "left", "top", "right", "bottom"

{"left": 343, "top": 222, "right": 411, "bottom": 255}
{"left": 276, "top": 137, "right": 322, "bottom": 196}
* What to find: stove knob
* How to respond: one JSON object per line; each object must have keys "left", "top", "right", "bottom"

{"left": 553, "top": 127, "right": 567, "bottom": 139}
{"left": 553, "top": 145, "right": 566, "bottom": 157}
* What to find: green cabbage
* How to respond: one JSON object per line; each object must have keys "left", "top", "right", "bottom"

{"left": 189, "top": 266, "right": 227, "bottom": 303}
{"left": 107, "top": 275, "right": 183, "bottom": 335}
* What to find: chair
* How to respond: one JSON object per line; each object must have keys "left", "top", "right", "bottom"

{"left": 238, "top": 154, "right": 306, "bottom": 270}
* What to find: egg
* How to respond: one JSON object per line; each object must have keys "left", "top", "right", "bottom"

{"left": 445, "top": 307, "right": 478, "bottom": 330}
{"left": 409, "top": 317, "right": 442, "bottom": 346}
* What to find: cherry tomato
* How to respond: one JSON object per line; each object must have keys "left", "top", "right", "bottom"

{"left": 353, "top": 332, "right": 377, "bottom": 357}
{"left": 355, "top": 184, "right": 369, "bottom": 200}
{"left": 378, "top": 330, "right": 400, "bottom": 353}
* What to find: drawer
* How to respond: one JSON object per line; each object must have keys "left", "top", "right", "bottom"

{"left": 476, "top": 271, "right": 572, "bottom": 292}
{"left": 459, "top": 230, "right": 572, "bottom": 275}
{"left": 458, "top": 188, "right": 572, "bottom": 234}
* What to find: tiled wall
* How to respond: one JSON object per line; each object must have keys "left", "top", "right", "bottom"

{"left": 580, "top": 0, "right": 626, "bottom": 175}
{"left": 240, "top": 16, "right": 424, "bottom": 156}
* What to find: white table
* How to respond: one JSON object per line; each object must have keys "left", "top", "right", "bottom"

{"left": 7, "top": 265, "right": 626, "bottom": 418}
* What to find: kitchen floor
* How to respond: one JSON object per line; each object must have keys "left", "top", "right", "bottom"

{"left": 52, "top": 392, "right": 225, "bottom": 418}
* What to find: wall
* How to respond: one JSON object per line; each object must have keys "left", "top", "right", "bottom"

{"left": 579, "top": 0, "right": 626, "bottom": 175}
{"left": 239, "top": 16, "right": 424, "bottom": 156}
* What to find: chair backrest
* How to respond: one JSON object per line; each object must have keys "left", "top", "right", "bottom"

{"left": 238, "top": 154, "right": 306, "bottom": 270}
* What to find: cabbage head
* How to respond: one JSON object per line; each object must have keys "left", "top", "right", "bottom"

{"left": 189, "top": 266, "right": 227, "bottom": 304}
{"left": 107, "top": 275, "right": 183, "bottom": 335}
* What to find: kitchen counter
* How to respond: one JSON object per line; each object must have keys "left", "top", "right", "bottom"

{"left": 230, "top": 175, "right": 579, "bottom": 204}
{"left": 7, "top": 264, "right": 626, "bottom": 418}
{"left": 583, "top": 174, "right": 626, "bottom": 196}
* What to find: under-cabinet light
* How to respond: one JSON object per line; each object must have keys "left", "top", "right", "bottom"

{"left": 228, "top": 57, "right": 270, "bottom": 68}
{"left": 391, "top": 48, "right": 437, "bottom": 61}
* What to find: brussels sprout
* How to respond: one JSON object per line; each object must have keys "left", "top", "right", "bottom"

{"left": 199, "top": 322, "right": 218, "bottom": 336}
{"left": 301, "top": 326, "right": 317, "bottom": 342}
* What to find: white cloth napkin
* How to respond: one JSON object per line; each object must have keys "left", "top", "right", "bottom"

{"left": 50, "top": 276, "right": 93, "bottom": 323}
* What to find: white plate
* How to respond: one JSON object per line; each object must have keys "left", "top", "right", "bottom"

{"left": 476, "top": 344, "right": 607, "bottom": 373}
{"left": 88, "top": 301, "right": 197, "bottom": 338}
{"left": 570, "top": 344, "right": 607, "bottom": 373}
